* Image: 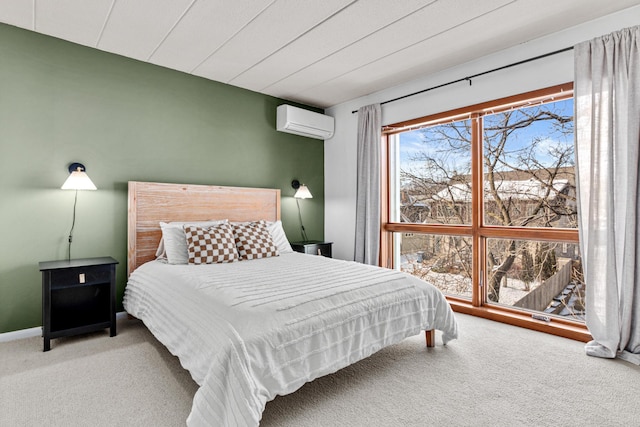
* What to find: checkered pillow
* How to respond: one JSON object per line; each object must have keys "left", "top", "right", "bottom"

{"left": 233, "top": 220, "right": 279, "bottom": 260}
{"left": 184, "top": 223, "right": 238, "bottom": 264}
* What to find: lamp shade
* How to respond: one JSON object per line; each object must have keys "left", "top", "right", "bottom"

{"left": 61, "top": 164, "right": 97, "bottom": 190}
{"left": 294, "top": 184, "right": 313, "bottom": 199}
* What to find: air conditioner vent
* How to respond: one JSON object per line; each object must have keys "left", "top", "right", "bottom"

{"left": 276, "top": 104, "right": 334, "bottom": 140}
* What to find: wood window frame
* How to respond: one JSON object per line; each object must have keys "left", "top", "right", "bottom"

{"left": 380, "top": 82, "right": 591, "bottom": 342}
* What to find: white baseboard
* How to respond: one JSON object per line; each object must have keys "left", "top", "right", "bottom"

{"left": 0, "top": 311, "right": 129, "bottom": 343}
{"left": 115, "top": 311, "right": 129, "bottom": 321}
{"left": 0, "top": 326, "right": 41, "bottom": 342}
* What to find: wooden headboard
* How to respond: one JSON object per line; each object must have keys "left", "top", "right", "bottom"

{"left": 127, "top": 181, "right": 281, "bottom": 277}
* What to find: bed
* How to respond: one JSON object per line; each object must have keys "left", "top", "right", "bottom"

{"left": 123, "top": 181, "right": 458, "bottom": 426}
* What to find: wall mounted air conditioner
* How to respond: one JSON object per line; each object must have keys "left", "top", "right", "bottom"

{"left": 276, "top": 104, "right": 335, "bottom": 140}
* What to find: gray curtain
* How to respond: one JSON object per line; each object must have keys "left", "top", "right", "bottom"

{"left": 354, "top": 104, "right": 381, "bottom": 265}
{"left": 574, "top": 25, "right": 640, "bottom": 364}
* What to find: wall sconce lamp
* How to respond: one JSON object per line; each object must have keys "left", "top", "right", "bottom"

{"left": 292, "top": 179, "right": 313, "bottom": 199}
{"left": 61, "top": 163, "right": 97, "bottom": 260}
{"left": 61, "top": 163, "right": 97, "bottom": 190}
{"left": 292, "top": 180, "right": 312, "bottom": 242}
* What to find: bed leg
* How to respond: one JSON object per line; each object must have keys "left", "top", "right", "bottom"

{"left": 425, "top": 329, "right": 435, "bottom": 348}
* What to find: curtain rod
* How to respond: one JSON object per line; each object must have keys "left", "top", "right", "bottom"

{"left": 351, "top": 46, "right": 574, "bottom": 114}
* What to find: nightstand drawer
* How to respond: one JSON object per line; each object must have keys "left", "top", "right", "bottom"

{"left": 49, "top": 265, "right": 112, "bottom": 289}
{"left": 291, "top": 241, "right": 333, "bottom": 258}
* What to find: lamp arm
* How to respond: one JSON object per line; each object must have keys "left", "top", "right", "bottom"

{"left": 67, "top": 190, "right": 78, "bottom": 260}
{"left": 296, "top": 198, "right": 309, "bottom": 242}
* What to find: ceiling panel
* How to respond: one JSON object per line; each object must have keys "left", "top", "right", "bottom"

{"left": 0, "top": 0, "right": 32, "bottom": 30}
{"left": 0, "top": 0, "right": 638, "bottom": 108}
{"left": 262, "top": 0, "right": 513, "bottom": 100}
{"left": 193, "top": 0, "right": 356, "bottom": 84}
{"left": 290, "top": 0, "right": 602, "bottom": 106}
{"left": 35, "top": 0, "right": 114, "bottom": 47}
{"left": 348, "top": 0, "right": 607, "bottom": 88}
{"left": 98, "top": 0, "right": 193, "bottom": 62}
{"left": 149, "top": 0, "right": 275, "bottom": 73}
{"left": 226, "top": 0, "right": 437, "bottom": 90}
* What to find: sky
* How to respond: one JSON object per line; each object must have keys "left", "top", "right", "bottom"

{"left": 397, "top": 98, "right": 574, "bottom": 177}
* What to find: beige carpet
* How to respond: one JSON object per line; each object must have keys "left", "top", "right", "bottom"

{"left": 0, "top": 320, "right": 196, "bottom": 426}
{"left": 1, "top": 314, "right": 639, "bottom": 426}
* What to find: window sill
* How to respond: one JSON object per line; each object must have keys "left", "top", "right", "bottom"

{"left": 447, "top": 298, "right": 592, "bottom": 343}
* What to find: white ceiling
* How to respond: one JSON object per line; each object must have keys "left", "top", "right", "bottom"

{"left": 0, "top": 0, "right": 638, "bottom": 108}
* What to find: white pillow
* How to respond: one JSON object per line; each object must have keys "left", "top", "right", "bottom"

{"left": 266, "top": 220, "right": 293, "bottom": 254}
{"left": 159, "top": 220, "right": 228, "bottom": 264}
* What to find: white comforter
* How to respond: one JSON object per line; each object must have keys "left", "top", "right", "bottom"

{"left": 123, "top": 252, "right": 457, "bottom": 426}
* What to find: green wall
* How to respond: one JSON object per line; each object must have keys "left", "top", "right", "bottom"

{"left": 0, "top": 23, "right": 324, "bottom": 333}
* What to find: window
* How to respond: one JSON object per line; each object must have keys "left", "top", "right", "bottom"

{"left": 383, "top": 83, "right": 588, "bottom": 340}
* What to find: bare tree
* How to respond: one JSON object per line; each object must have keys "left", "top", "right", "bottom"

{"left": 519, "top": 249, "right": 535, "bottom": 291}
{"left": 400, "top": 101, "right": 574, "bottom": 301}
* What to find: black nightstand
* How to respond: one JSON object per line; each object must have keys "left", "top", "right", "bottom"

{"left": 291, "top": 241, "right": 333, "bottom": 258}
{"left": 39, "top": 257, "right": 118, "bottom": 351}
